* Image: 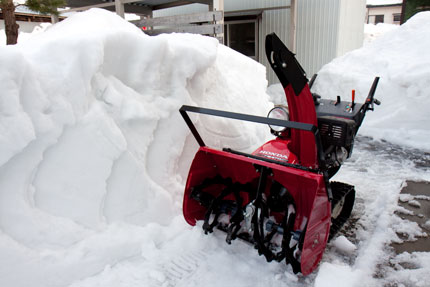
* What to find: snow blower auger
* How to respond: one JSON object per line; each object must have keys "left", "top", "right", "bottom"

{"left": 179, "top": 33, "right": 380, "bottom": 275}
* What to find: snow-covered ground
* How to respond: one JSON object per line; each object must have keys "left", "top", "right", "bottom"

{"left": 0, "top": 8, "right": 429, "bottom": 287}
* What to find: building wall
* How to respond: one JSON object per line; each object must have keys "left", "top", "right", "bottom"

{"left": 366, "top": 5, "right": 402, "bottom": 24}
{"left": 153, "top": 1, "right": 292, "bottom": 84}
{"left": 258, "top": 8, "right": 291, "bottom": 85}
{"left": 337, "top": 0, "right": 366, "bottom": 57}
{"left": 153, "top": 0, "right": 365, "bottom": 85}
{"left": 296, "top": 0, "right": 340, "bottom": 79}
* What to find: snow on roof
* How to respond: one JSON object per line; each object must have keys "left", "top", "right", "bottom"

{"left": 15, "top": 5, "right": 43, "bottom": 14}
{"left": 367, "top": 0, "right": 403, "bottom": 6}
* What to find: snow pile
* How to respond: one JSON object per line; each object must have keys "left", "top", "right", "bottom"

{"left": 0, "top": 8, "right": 272, "bottom": 287}
{"left": 266, "top": 83, "right": 287, "bottom": 106}
{"left": 314, "top": 263, "right": 360, "bottom": 287}
{"left": 332, "top": 236, "right": 357, "bottom": 255}
{"left": 363, "top": 23, "right": 399, "bottom": 45}
{"left": 312, "top": 12, "right": 430, "bottom": 151}
{"left": 387, "top": 252, "right": 430, "bottom": 287}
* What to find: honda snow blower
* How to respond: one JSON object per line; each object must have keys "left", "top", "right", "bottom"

{"left": 179, "top": 33, "right": 380, "bottom": 275}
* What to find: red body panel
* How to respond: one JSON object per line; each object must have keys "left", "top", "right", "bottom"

{"left": 252, "top": 138, "right": 298, "bottom": 164}
{"left": 283, "top": 85, "right": 318, "bottom": 169}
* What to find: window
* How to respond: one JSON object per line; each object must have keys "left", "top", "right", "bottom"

{"left": 224, "top": 16, "right": 259, "bottom": 60}
{"left": 375, "top": 14, "right": 384, "bottom": 24}
{"left": 393, "top": 13, "right": 401, "bottom": 23}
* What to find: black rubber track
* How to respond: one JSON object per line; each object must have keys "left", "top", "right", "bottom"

{"left": 329, "top": 181, "right": 356, "bottom": 240}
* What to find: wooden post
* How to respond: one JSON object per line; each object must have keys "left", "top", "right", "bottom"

{"left": 115, "top": 0, "right": 125, "bottom": 18}
{"left": 290, "top": 0, "right": 297, "bottom": 53}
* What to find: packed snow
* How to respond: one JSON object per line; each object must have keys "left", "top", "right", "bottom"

{"left": 0, "top": 8, "right": 429, "bottom": 287}
{"left": 332, "top": 236, "right": 357, "bottom": 255}
{"left": 363, "top": 23, "right": 399, "bottom": 46}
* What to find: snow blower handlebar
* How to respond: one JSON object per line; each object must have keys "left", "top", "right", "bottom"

{"left": 309, "top": 74, "right": 381, "bottom": 132}
{"left": 354, "top": 76, "right": 381, "bottom": 129}
{"left": 363, "top": 77, "right": 381, "bottom": 111}
{"left": 179, "top": 105, "right": 327, "bottom": 172}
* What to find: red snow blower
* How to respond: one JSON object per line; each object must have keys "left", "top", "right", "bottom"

{"left": 179, "top": 33, "right": 380, "bottom": 275}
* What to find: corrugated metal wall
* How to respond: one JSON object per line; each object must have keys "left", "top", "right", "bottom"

{"left": 258, "top": 8, "right": 291, "bottom": 85}
{"left": 296, "top": 0, "right": 340, "bottom": 79}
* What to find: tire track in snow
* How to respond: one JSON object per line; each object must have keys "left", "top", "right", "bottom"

{"left": 66, "top": 241, "right": 210, "bottom": 287}
{"left": 160, "top": 250, "right": 208, "bottom": 286}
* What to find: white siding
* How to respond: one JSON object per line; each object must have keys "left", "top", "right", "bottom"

{"left": 337, "top": 0, "right": 366, "bottom": 57}
{"left": 296, "top": 0, "right": 340, "bottom": 78}
{"left": 259, "top": 8, "right": 291, "bottom": 85}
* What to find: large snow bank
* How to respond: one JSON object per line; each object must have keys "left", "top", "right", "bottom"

{"left": 0, "top": 8, "right": 272, "bottom": 287}
{"left": 312, "top": 12, "right": 430, "bottom": 151}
